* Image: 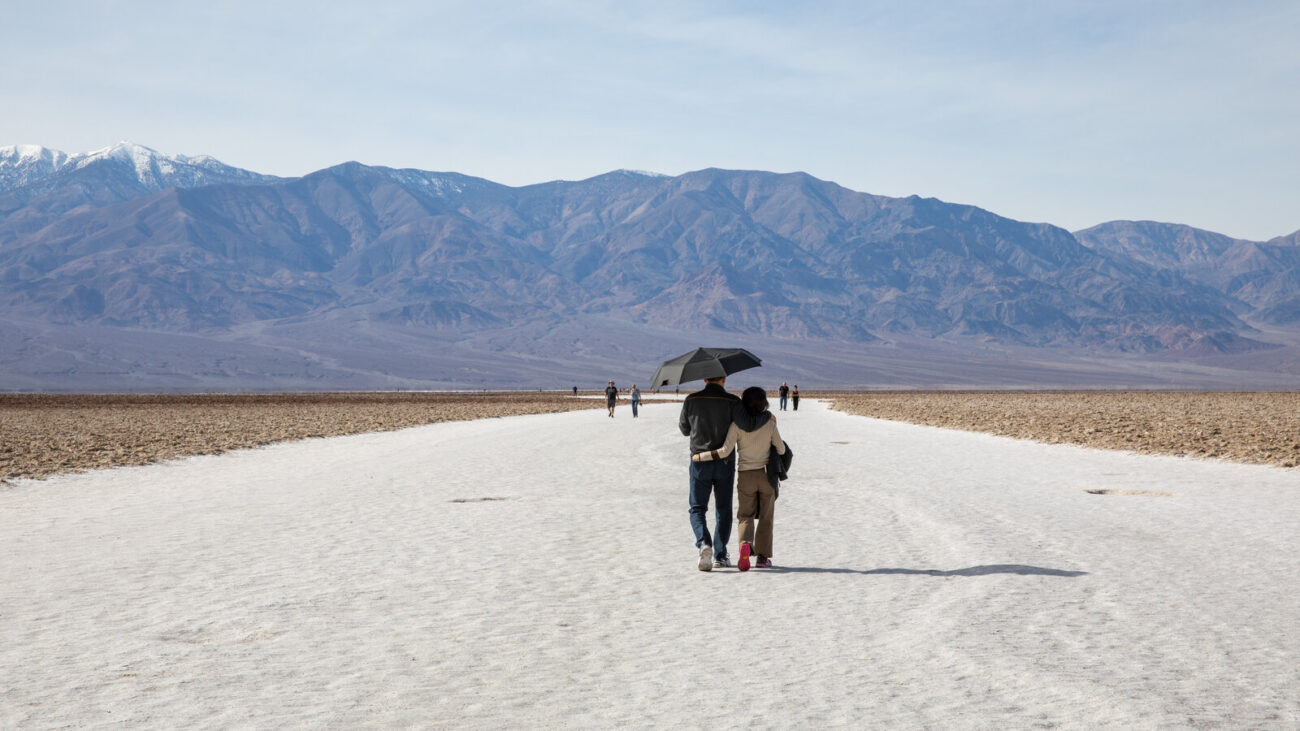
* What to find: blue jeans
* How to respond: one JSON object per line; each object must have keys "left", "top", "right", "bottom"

{"left": 779, "top": 394, "right": 788, "bottom": 410}
{"left": 689, "top": 459, "right": 734, "bottom": 560}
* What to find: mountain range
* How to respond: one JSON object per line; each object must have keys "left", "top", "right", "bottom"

{"left": 2, "top": 142, "right": 1298, "bottom": 390}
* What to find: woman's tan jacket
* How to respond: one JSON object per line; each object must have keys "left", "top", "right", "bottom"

{"left": 692, "top": 419, "right": 785, "bottom": 472}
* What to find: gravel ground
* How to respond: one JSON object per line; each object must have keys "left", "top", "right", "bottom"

{"left": 0, "top": 392, "right": 606, "bottom": 483}
{"left": 7, "top": 391, "right": 1298, "bottom": 483}
{"left": 825, "top": 391, "right": 1300, "bottom": 469}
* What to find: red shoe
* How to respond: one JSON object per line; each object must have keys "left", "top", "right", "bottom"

{"left": 738, "top": 543, "right": 752, "bottom": 572}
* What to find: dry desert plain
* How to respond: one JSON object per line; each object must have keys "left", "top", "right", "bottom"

{"left": 0, "top": 392, "right": 596, "bottom": 483}
{"left": 825, "top": 391, "right": 1300, "bottom": 469}
{"left": 3, "top": 391, "right": 1299, "bottom": 483}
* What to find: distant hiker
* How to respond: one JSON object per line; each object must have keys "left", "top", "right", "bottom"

{"left": 778, "top": 382, "right": 790, "bottom": 411}
{"left": 605, "top": 381, "right": 618, "bottom": 417}
{"left": 679, "top": 376, "right": 771, "bottom": 571}
{"left": 630, "top": 385, "right": 641, "bottom": 418}
{"left": 693, "top": 386, "right": 789, "bottom": 570}
{"left": 573, "top": 386, "right": 578, "bottom": 396}
{"left": 791, "top": 386, "right": 800, "bottom": 411}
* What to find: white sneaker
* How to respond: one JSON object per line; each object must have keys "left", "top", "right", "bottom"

{"left": 698, "top": 546, "right": 713, "bottom": 572}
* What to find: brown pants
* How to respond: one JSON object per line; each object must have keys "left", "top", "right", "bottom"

{"left": 736, "top": 468, "right": 776, "bottom": 559}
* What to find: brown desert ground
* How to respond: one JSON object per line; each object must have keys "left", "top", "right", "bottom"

{"left": 4, "top": 391, "right": 1299, "bottom": 483}
{"left": 825, "top": 391, "right": 1300, "bottom": 469}
{"left": 0, "top": 392, "right": 607, "bottom": 483}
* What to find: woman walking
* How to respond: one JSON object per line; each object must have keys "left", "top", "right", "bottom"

{"left": 691, "top": 386, "right": 786, "bottom": 570}
{"left": 630, "top": 384, "right": 641, "bottom": 418}
{"left": 791, "top": 385, "right": 800, "bottom": 411}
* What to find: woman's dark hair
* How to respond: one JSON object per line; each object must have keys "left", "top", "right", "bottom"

{"left": 741, "top": 386, "right": 769, "bottom": 416}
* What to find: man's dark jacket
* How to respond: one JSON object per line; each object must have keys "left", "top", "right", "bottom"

{"left": 678, "top": 382, "right": 770, "bottom": 455}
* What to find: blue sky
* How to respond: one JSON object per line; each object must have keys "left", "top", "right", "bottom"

{"left": 3, "top": 0, "right": 1297, "bottom": 239}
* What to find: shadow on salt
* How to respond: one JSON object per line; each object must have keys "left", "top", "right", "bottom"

{"left": 770, "top": 563, "right": 1088, "bottom": 577}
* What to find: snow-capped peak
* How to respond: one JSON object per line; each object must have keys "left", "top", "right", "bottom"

{"left": 0, "top": 141, "right": 279, "bottom": 194}
{"left": 0, "top": 143, "right": 68, "bottom": 163}
{"left": 0, "top": 144, "right": 73, "bottom": 192}
{"left": 76, "top": 141, "right": 158, "bottom": 180}
{"left": 0, "top": 144, "right": 70, "bottom": 167}
{"left": 82, "top": 140, "right": 159, "bottom": 160}
{"left": 615, "top": 169, "right": 668, "bottom": 178}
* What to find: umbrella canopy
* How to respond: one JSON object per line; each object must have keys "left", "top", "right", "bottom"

{"left": 649, "top": 347, "right": 762, "bottom": 387}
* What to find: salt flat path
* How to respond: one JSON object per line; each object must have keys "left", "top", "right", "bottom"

{"left": 3, "top": 399, "right": 1299, "bottom": 729}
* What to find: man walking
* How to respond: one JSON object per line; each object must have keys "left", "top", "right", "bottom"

{"left": 605, "top": 380, "right": 618, "bottom": 418}
{"left": 778, "top": 382, "right": 789, "bottom": 411}
{"left": 679, "top": 376, "right": 770, "bottom": 571}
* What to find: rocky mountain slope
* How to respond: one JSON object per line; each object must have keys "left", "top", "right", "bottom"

{"left": 1076, "top": 221, "right": 1300, "bottom": 326}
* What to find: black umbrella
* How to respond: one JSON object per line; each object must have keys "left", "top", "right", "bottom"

{"left": 649, "top": 347, "right": 762, "bottom": 387}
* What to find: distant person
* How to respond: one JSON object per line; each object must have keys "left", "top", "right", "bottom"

{"left": 630, "top": 384, "right": 641, "bottom": 418}
{"left": 692, "top": 386, "right": 788, "bottom": 570}
{"left": 573, "top": 386, "right": 578, "bottom": 396}
{"left": 778, "top": 382, "right": 790, "bottom": 411}
{"left": 605, "top": 380, "right": 618, "bottom": 418}
{"left": 679, "top": 376, "right": 771, "bottom": 571}
{"left": 791, "top": 386, "right": 800, "bottom": 411}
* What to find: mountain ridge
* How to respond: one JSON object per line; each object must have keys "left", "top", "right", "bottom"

{"left": 1075, "top": 220, "right": 1300, "bottom": 326}
{"left": 3, "top": 143, "right": 1298, "bottom": 389}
